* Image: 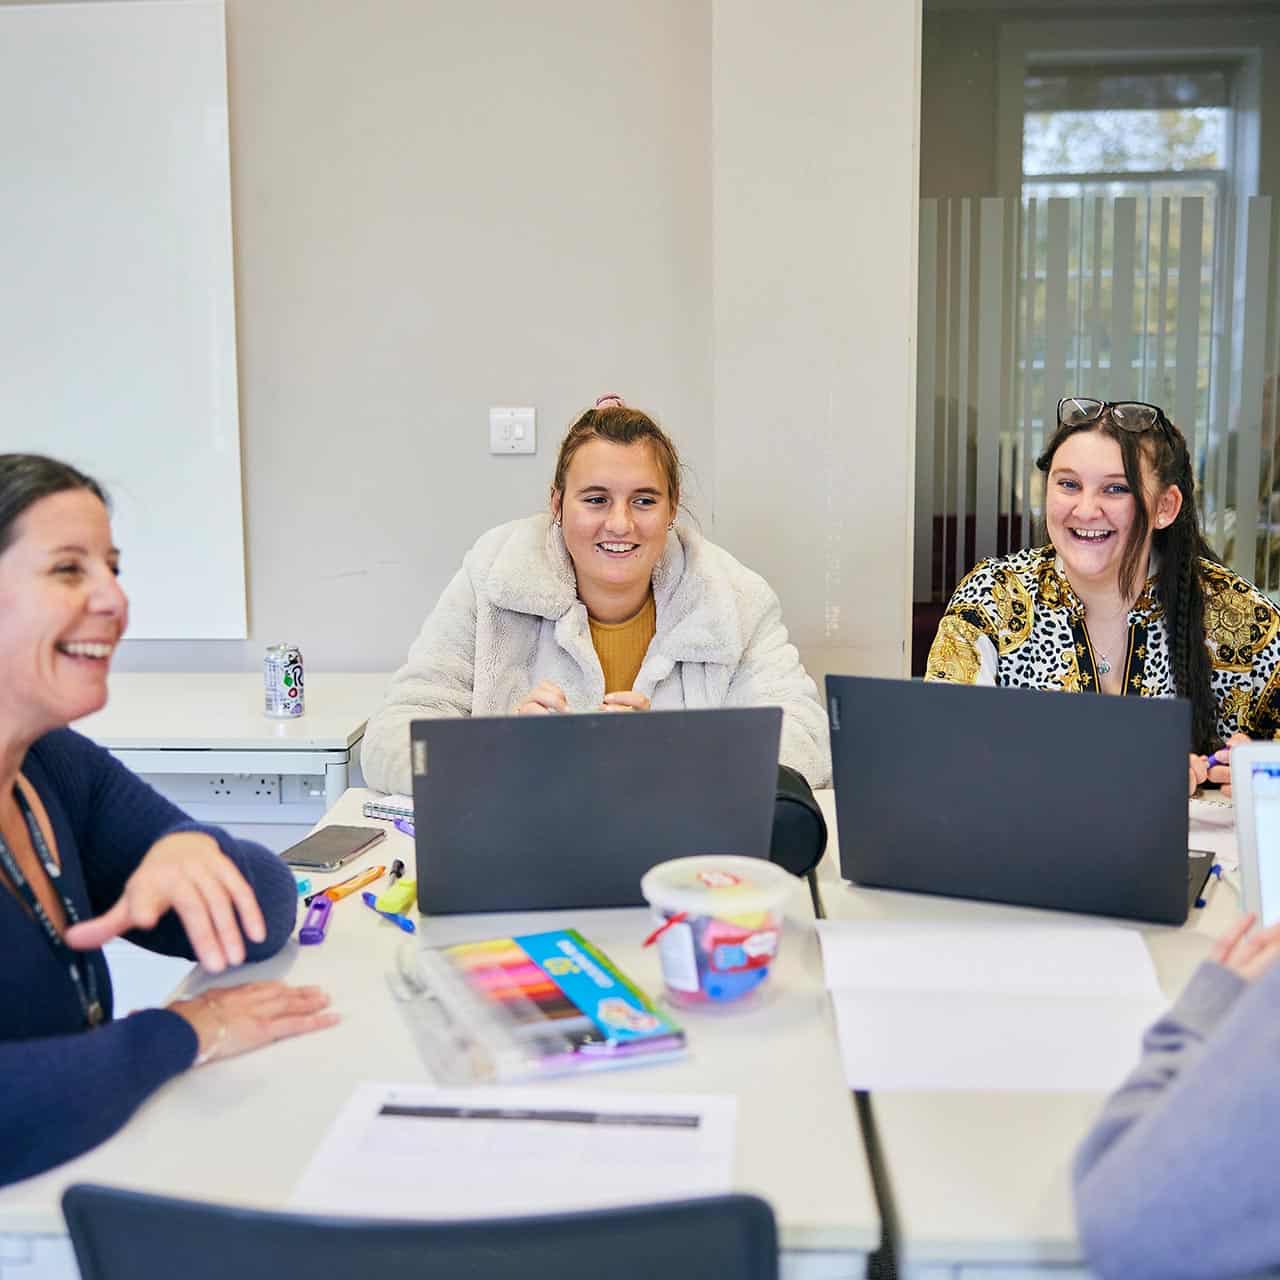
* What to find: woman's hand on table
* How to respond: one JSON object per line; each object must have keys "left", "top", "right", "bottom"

{"left": 515, "top": 680, "right": 569, "bottom": 715}
{"left": 169, "top": 981, "right": 338, "bottom": 1066}
{"left": 63, "top": 831, "right": 265, "bottom": 973}
{"left": 601, "top": 690, "right": 650, "bottom": 712}
{"left": 1205, "top": 731, "right": 1251, "bottom": 798}
{"left": 1211, "top": 913, "right": 1280, "bottom": 982}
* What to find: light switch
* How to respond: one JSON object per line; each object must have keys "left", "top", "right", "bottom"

{"left": 489, "top": 406, "right": 536, "bottom": 454}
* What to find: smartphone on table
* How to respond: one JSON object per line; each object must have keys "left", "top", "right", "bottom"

{"left": 282, "top": 825, "right": 386, "bottom": 872}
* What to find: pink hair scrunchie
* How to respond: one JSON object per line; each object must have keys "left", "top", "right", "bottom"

{"left": 594, "top": 394, "right": 625, "bottom": 409}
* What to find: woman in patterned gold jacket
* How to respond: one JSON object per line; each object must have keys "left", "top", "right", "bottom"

{"left": 926, "top": 398, "right": 1280, "bottom": 794}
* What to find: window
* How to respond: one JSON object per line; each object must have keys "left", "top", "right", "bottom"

{"left": 1023, "top": 64, "right": 1232, "bottom": 205}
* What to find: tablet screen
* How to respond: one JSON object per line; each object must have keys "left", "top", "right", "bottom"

{"left": 1249, "top": 763, "right": 1280, "bottom": 926}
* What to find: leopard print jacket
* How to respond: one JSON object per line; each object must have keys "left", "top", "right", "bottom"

{"left": 926, "top": 545, "right": 1280, "bottom": 742}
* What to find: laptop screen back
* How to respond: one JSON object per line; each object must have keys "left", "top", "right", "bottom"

{"left": 827, "top": 675, "right": 1192, "bottom": 925}
{"left": 410, "top": 706, "right": 783, "bottom": 915}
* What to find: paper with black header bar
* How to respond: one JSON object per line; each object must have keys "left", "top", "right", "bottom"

{"left": 292, "top": 1083, "right": 735, "bottom": 1217}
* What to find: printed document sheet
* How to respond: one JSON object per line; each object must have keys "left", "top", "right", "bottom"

{"left": 817, "top": 920, "right": 1166, "bottom": 1091}
{"left": 292, "top": 1083, "right": 736, "bottom": 1218}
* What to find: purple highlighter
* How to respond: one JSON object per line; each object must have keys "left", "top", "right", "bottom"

{"left": 298, "top": 895, "right": 332, "bottom": 945}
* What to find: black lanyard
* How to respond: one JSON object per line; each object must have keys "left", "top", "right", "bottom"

{"left": 0, "top": 784, "right": 103, "bottom": 1027}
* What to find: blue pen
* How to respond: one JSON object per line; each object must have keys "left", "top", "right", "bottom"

{"left": 1206, "top": 752, "right": 1223, "bottom": 770}
{"left": 1196, "top": 863, "right": 1224, "bottom": 910}
{"left": 361, "top": 890, "right": 416, "bottom": 933}
{"left": 394, "top": 817, "right": 415, "bottom": 838}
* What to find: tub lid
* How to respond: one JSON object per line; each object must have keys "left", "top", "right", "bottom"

{"left": 640, "top": 855, "right": 795, "bottom": 916}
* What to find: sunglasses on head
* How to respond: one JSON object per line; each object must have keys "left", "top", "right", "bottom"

{"left": 1057, "top": 397, "right": 1175, "bottom": 445}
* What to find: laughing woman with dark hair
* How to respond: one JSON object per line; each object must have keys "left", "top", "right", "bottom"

{"left": 0, "top": 454, "right": 337, "bottom": 1187}
{"left": 925, "top": 397, "right": 1280, "bottom": 793}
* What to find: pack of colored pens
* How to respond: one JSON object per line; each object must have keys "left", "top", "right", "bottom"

{"left": 389, "top": 928, "right": 686, "bottom": 1084}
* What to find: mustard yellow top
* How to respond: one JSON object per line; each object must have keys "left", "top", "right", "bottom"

{"left": 589, "top": 592, "right": 657, "bottom": 694}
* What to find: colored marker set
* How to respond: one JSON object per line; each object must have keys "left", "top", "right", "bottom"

{"left": 394, "top": 928, "right": 686, "bottom": 1081}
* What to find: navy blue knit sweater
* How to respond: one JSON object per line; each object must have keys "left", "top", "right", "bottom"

{"left": 0, "top": 729, "right": 297, "bottom": 1187}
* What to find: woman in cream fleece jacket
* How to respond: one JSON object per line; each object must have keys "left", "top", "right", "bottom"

{"left": 363, "top": 401, "right": 829, "bottom": 795}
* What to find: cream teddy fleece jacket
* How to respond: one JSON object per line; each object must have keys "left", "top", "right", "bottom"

{"left": 362, "top": 514, "right": 830, "bottom": 794}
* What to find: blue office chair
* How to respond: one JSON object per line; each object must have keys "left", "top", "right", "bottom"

{"left": 62, "top": 1183, "right": 778, "bottom": 1280}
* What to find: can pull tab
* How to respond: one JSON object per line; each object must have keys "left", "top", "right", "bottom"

{"left": 642, "top": 911, "right": 689, "bottom": 947}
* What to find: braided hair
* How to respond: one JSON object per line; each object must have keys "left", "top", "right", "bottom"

{"left": 1036, "top": 411, "right": 1218, "bottom": 752}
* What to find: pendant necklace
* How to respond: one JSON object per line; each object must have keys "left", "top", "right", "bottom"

{"left": 1085, "top": 601, "right": 1130, "bottom": 681}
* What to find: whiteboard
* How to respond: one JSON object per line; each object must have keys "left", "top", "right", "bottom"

{"left": 0, "top": 0, "right": 246, "bottom": 639}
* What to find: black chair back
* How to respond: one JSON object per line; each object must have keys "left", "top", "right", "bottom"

{"left": 62, "top": 1183, "right": 779, "bottom": 1280}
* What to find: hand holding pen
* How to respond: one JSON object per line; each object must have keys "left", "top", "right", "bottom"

{"left": 1205, "top": 732, "right": 1251, "bottom": 797}
{"left": 514, "top": 680, "right": 569, "bottom": 715}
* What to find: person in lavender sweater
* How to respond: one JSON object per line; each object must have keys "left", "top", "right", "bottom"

{"left": 0, "top": 455, "right": 337, "bottom": 1188}
{"left": 1074, "top": 911, "right": 1280, "bottom": 1279}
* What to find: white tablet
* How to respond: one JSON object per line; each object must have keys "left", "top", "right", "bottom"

{"left": 1229, "top": 743, "right": 1280, "bottom": 925}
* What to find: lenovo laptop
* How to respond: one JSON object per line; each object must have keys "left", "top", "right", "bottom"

{"left": 410, "top": 707, "right": 782, "bottom": 914}
{"left": 826, "top": 675, "right": 1209, "bottom": 925}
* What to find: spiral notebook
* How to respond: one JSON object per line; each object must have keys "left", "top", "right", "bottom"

{"left": 362, "top": 792, "right": 414, "bottom": 821}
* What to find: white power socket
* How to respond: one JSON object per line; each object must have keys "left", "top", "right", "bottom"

{"left": 489, "top": 406, "right": 536, "bottom": 454}
{"left": 208, "top": 775, "right": 278, "bottom": 802}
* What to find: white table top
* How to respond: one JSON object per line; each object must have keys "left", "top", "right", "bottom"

{"left": 0, "top": 789, "right": 880, "bottom": 1254}
{"left": 73, "top": 672, "right": 389, "bottom": 752}
{"left": 819, "top": 798, "right": 1238, "bottom": 1267}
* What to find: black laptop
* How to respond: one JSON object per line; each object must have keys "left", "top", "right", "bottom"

{"left": 410, "top": 707, "right": 782, "bottom": 914}
{"left": 826, "top": 675, "right": 1208, "bottom": 925}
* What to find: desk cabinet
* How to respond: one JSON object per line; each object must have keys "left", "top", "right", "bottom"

{"left": 74, "top": 673, "right": 388, "bottom": 850}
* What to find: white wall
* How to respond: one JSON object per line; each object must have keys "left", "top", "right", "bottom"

{"left": 104, "top": 0, "right": 712, "bottom": 673}
{"left": 83, "top": 0, "right": 921, "bottom": 682}
{"left": 712, "top": 1, "right": 922, "bottom": 683}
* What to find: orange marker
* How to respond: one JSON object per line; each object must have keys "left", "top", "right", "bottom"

{"left": 323, "top": 864, "right": 386, "bottom": 904}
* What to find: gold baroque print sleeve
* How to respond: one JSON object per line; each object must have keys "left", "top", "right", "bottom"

{"left": 925, "top": 558, "right": 1011, "bottom": 685}
{"left": 1201, "top": 560, "right": 1280, "bottom": 740}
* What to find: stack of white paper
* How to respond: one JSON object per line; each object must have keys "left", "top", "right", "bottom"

{"left": 292, "top": 1083, "right": 736, "bottom": 1218}
{"left": 817, "top": 920, "right": 1167, "bottom": 1091}
{"left": 1189, "top": 795, "right": 1238, "bottom": 870}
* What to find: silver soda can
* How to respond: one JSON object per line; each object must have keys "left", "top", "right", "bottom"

{"left": 264, "top": 643, "right": 305, "bottom": 718}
